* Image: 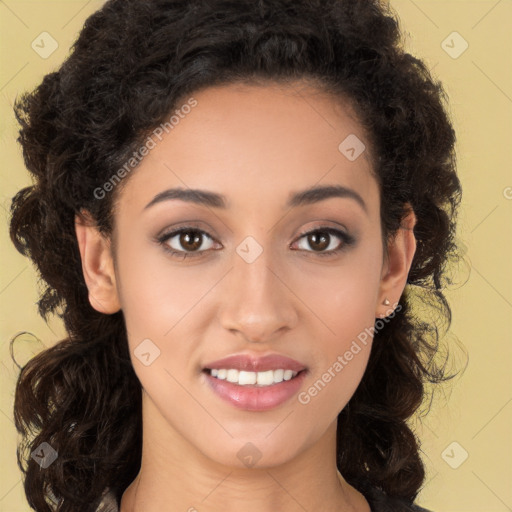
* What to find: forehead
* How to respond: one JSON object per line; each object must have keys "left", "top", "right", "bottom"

{"left": 115, "top": 81, "right": 379, "bottom": 216}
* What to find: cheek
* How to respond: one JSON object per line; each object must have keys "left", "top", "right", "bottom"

{"left": 294, "top": 244, "right": 383, "bottom": 337}
{"left": 297, "top": 292, "right": 375, "bottom": 423}
{"left": 114, "top": 238, "right": 216, "bottom": 339}
{"left": 293, "top": 248, "right": 382, "bottom": 411}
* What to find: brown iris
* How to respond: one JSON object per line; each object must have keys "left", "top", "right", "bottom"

{"left": 307, "top": 231, "right": 330, "bottom": 252}
{"left": 179, "top": 230, "right": 203, "bottom": 251}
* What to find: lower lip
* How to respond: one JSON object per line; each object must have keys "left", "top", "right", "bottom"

{"left": 203, "top": 370, "right": 307, "bottom": 411}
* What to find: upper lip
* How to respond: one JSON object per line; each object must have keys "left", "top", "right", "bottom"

{"left": 203, "top": 353, "right": 307, "bottom": 372}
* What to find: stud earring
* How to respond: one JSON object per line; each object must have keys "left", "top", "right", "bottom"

{"left": 383, "top": 298, "right": 390, "bottom": 306}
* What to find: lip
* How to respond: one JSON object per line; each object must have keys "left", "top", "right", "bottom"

{"left": 203, "top": 369, "right": 308, "bottom": 411}
{"left": 203, "top": 353, "right": 307, "bottom": 372}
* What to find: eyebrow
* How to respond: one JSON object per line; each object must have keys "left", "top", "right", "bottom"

{"left": 144, "top": 184, "right": 367, "bottom": 213}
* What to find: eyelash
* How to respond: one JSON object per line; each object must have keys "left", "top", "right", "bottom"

{"left": 156, "top": 225, "right": 356, "bottom": 260}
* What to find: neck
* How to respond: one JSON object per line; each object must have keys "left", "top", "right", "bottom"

{"left": 120, "top": 394, "right": 370, "bottom": 512}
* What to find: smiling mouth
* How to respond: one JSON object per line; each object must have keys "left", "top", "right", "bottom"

{"left": 203, "top": 368, "right": 306, "bottom": 387}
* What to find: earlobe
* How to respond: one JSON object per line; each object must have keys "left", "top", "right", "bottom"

{"left": 75, "top": 210, "right": 121, "bottom": 314}
{"left": 376, "top": 205, "right": 417, "bottom": 318}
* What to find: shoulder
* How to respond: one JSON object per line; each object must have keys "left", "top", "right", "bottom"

{"left": 94, "top": 488, "right": 120, "bottom": 512}
{"left": 357, "top": 480, "right": 433, "bottom": 512}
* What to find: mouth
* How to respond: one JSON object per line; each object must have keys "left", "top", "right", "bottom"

{"left": 201, "top": 352, "right": 308, "bottom": 410}
{"left": 202, "top": 367, "right": 307, "bottom": 387}
{"left": 201, "top": 365, "right": 308, "bottom": 411}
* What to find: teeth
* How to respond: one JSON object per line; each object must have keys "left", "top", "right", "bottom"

{"left": 273, "top": 369, "right": 284, "bottom": 383}
{"left": 239, "top": 370, "right": 257, "bottom": 385}
{"left": 283, "top": 369, "right": 294, "bottom": 381}
{"left": 226, "top": 369, "right": 239, "bottom": 383}
{"left": 256, "top": 370, "right": 274, "bottom": 386}
{"left": 208, "top": 368, "right": 299, "bottom": 386}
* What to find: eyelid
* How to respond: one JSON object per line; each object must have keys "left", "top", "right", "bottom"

{"left": 155, "top": 220, "right": 215, "bottom": 239}
{"left": 294, "top": 224, "right": 350, "bottom": 242}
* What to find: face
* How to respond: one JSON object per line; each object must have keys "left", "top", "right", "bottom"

{"left": 78, "top": 81, "right": 413, "bottom": 470}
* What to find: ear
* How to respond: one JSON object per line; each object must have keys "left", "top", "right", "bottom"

{"left": 75, "top": 209, "right": 121, "bottom": 314}
{"left": 376, "top": 204, "right": 417, "bottom": 318}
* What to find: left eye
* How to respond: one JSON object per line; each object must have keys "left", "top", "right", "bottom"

{"left": 293, "top": 228, "right": 351, "bottom": 256}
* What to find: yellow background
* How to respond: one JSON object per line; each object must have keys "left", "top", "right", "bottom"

{"left": 1, "top": 1, "right": 511, "bottom": 511}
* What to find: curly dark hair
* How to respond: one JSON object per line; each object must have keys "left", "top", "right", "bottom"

{"left": 9, "top": 0, "right": 463, "bottom": 510}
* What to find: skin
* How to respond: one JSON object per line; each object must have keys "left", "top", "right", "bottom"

{"left": 75, "top": 81, "right": 416, "bottom": 512}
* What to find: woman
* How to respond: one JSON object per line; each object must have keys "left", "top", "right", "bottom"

{"left": 9, "top": 0, "right": 462, "bottom": 510}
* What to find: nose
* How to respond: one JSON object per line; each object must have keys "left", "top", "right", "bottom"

{"left": 218, "top": 242, "right": 298, "bottom": 344}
